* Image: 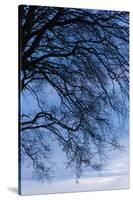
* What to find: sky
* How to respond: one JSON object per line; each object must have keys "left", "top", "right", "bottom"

{"left": 20, "top": 92, "right": 129, "bottom": 195}
{"left": 20, "top": 75, "right": 129, "bottom": 195}
{"left": 20, "top": 130, "right": 129, "bottom": 195}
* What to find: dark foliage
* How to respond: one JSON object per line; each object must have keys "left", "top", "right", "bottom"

{"left": 19, "top": 5, "right": 129, "bottom": 181}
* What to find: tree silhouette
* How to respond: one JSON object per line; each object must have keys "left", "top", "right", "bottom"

{"left": 19, "top": 5, "right": 129, "bottom": 181}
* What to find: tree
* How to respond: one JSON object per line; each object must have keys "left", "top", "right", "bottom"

{"left": 19, "top": 5, "right": 129, "bottom": 181}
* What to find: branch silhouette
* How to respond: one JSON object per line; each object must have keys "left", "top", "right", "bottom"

{"left": 19, "top": 5, "right": 129, "bottom": 181}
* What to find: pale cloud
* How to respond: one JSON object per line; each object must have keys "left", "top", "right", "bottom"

{"left": 21, "top": 130, "right": 129, "bottom": 195}
{"left": 21, "top": 174, "right": 129, "bottom": 195}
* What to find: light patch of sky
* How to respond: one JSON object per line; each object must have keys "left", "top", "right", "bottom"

{"left": 21, "top": 126, "right": 129, "bottom": 194}
{"left": 21, "top": 174, "right": 129, "bottom": 195}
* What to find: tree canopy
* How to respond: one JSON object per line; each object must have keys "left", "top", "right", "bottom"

{"left": 19, "top": 5, "right": 129, "bottom": 181}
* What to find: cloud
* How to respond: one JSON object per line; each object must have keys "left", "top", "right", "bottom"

{"left": 21, "top": 174, "right": 129, "bottom": 195}
{"left": 21, "top": 130, "right": 129, "bottom": 195}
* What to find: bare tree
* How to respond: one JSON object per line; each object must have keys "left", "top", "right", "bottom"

{"left": 19, "top": 5, "right": 129, "bottom": 181}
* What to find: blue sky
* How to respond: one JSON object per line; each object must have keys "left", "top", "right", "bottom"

{"left": 20, "top": 68, "right": 129, "bottom": 195}
{"left": 20, "top": 129, "right": 129, "bottom": 195}
{"left": 20, "top": 94, "right": 129, "bottom": 195}
{"left": 20, "top": 73, "right": 129, "bottom": 195}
